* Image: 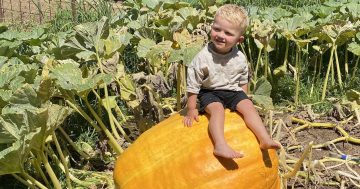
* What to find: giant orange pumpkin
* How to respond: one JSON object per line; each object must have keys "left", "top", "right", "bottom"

{"left": 113, "top": 110, "right": 280, "bottom": 189}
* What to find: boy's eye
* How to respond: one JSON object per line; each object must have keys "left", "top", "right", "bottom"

{"left": 213, "top": 28, "right": 220, "bottom": 32}
{"left": 225, "top": 32, "right": 233, "bottom": 36}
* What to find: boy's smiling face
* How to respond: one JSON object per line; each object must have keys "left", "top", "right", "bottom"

{"left": 210, "top": 15, "right": 244, "bottom": 54}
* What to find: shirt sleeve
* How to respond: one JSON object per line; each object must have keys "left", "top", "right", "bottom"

{"left": 186, "top": 58, "right": 204, "bottom": 94}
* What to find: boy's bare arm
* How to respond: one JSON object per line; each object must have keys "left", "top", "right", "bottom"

{"left": 183, "top": 92, "right": 199, "bottom": 126}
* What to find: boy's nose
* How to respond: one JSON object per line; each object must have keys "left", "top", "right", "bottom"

{"left": 217, "top": 32, "right": 225, "bottom": 40}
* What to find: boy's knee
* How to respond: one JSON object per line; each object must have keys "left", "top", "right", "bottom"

{"left": 205, "top": 102, "right": 224, "bottom": 113}
{"left": 236, "top": 99, "right": 254, "bottom": 112}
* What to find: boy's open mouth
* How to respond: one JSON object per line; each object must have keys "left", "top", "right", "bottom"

{"left": 215, "top": 39, "right": 225, "bottom": 44}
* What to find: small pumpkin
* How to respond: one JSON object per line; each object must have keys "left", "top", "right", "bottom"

{"left": 114, "top": 110, "right": 280, "bottom": 189}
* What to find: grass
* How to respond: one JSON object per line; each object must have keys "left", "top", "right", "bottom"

{"left": 49, "top": 0, "right": 113, "bottom": 33}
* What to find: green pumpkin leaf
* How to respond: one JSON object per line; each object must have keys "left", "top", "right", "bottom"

{"left": 253, "top": 77, "right": 272, "bottom": 96}
{"left": 177, "top": 7, "right": 199, "bottom": 20}
{"left": 101, "top": 96, "right": 117, "bottom": 109}
{"left": 146, "top": 40, "right": 172, "bottom": 68}
{"left": 251, "top": 95, "right": 274, "bottom": 110}
{"left": 118, "top": 75, "right": 136, "bottom": 101}
{"left": 10, "top": 84, "right": 42, "bottom": 107}
{"left": 104, "top": 30, "right": 132, "bottom": 56}
{"left": 0, "top": 90, "right": 12, "bottom": 107}
{"left": 252, "top": 77, "right": 273, "bottom": 109}
{"left": 273, "top": 64, "right": 287, "bottom": 77}
{"left": 0, "top": 24, "right": 7, "bottom": 34}
{"left": 312, "top": 43, "right": 332, "bottom": 54}
{"left": 312, "top": 5, "right": 336, "bottom": 18}
{"left": 20, "top": 27, "right": 47, "bottom": 45}
{"left": 142, "top": 0, "right": 162, "bottom": 9}
{"left": 0, "top": 140, "right": 25, "bottom": 175}
{"left": 169, "top": 29, "right": 204, "bottom": 65}
{"left": 0, "top": 40, "right": 22, "bottom": 57}
{"left": 23, "top": 107, "right": 49, "bottom": 151}
{"left": 168, "top": 48, "right": 183, "bottom": 63}
{"left": 137, "top": 38, "right": 156, "bottom": 58}
{"left": 260, "top": 7, "right": 292, "bottom": 21}
{"left": 76, "top": 50, "right": 96, "bottom": 61}
{"left": 340, "top": 2, "right": 360, "bottom": 18}
{"left": 50, "top": 61, "right": 112, "bottom": 94}
{"left": 0, "top": 56, "right": 7, "bottom": 66}
{"left": 348, "top": 42, "right": 360, "bottom": 56}
{"left": 10, "top": 76, "right": 25, "bottom": 91}
{"left": 153, "top": 26, "right": 172, "bottom": 40}
{"left": 199, "top": 0, "right": 216, "bottom": 9}
{"left": 0, "top": 30, "right": 19, "bottom": 40}
{"left": 183, "top": 46, "right": 202, "bottom": 65}
{"left": 315, "top": 22, "right": 356, "bottom": 45}
{"left": 346, "top": 89, "right": 360, "bottom": 102}
{"left": 163, "top": 1, "right": 190, "bottom": 10}
{"left": 253, "top": 38, "right": 264, "bottom": 49}
{"left": 46, "top": 104, "right": 73, "bottom": 135}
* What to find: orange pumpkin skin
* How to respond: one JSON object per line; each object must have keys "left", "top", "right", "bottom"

{"left": 114, "top": 110, "right": 280, "bottom": 189}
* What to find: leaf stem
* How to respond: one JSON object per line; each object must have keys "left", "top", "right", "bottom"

{"left": 30, "top": 151, "right": 51, "bottom": 187}
{"left": 321, "top": 45, "right": 335, "bottom": 101}
{"left": 53, "top": 132, "right": 72, "bottom": 189}
{"left": 95, "top": 49, "right": 122, "bottom": 154}
{"left": 84, "top": 98, "right": 123, "bottom": 154}
{"left": 254, "top": 48, "right": 262, "bottom": 86}
{"left": 58, "top": 127, "right": 91, "bottom": 159}
{"left": 295, "top": 45, "right": 300, "bottom": 107}
{"left": 20, "top": 172, "right": 48, "bottom": 189}
{"left": 11, "top": 173, "right": 37, "bottom": 189}
{"left": 334, "top": 45, "right": 343, "bottom": 90}
{"left": 351, "top": 56, "right": 359, "bottom": 80}
{"left": 39, "top": 150, "right": 62, "bottom": 189}
{"left": 65, "top": 99, "right": 101, "bottom": 131}
{"left": 176, "top": 63, "right": 183, "bottom": 111}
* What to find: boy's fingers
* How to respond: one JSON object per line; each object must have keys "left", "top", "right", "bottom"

{"left": 183, "top": 117, "right": 192, "bottom": 127}
{"left": 194, "top": 116, "right": 199, "bottom": 122}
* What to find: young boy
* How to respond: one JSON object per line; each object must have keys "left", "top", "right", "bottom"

{"left": 183, "top": 4, "right": 281, "bottom": 159}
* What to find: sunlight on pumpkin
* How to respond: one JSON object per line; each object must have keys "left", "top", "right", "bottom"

{"left": 114, "top": 110, "right": 280, "bottom": 189}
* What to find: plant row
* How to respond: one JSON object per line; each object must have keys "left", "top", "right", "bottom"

{"left": 0, "top": 0, "right": 360, "bottom": 188}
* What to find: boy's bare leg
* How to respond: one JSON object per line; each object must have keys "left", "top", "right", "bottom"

{"left": 205, "top": 102, "right": 243, "bottom": 158}
{"left": 236, "top": 99, "right": 281, "bottom": 150}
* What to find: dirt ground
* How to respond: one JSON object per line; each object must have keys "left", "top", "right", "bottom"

{"left": 275, "top": 106, "right": 360, "bottom": 188}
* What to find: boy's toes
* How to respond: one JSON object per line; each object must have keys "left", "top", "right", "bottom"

{"left": 260, "top": 140, "right": 281, "bottom": 150}
{"left": 214, "top": 145, "right": 243, "bottom": 159}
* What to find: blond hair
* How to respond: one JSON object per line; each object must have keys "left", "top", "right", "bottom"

{"left": 215, "top": 4, "right": 249, "bottom": 35}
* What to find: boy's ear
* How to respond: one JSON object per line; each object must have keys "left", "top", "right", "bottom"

{"left": 238, "top": 36, "right": 245, "bottom": 43}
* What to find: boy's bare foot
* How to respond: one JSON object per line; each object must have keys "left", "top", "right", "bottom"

{"left": 213, "top": 144, "right": 244, "bottom": 159}
{"left": 260, "top": 140, "right": 281, "bottom": 150}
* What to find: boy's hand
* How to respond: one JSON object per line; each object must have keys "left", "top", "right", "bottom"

{"left": 183, "top": 109, "right": 199, "bottom": 127}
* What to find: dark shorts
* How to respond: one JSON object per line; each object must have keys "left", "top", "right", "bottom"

{"left": 198, "top": 89, "right": 248, "bottom": 113}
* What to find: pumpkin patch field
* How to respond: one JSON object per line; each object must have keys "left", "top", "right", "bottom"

{"left": 0, "top": 0, "right": 360, "bottom": 188}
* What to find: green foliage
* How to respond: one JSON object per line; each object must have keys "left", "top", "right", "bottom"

{"left": 49, "top": 0, "right": 114, "bottom": 33}
{"left": 224, "top": 0, "right": 321, "bottom": 8}
{"left": 271, "top": 74, "right": 295, "bottom": 104}
{"left": 252, "top": 77, "right": 274, "bottom": 109}
{"left": 2, "top": 0, "right": 360, "bottom": 187}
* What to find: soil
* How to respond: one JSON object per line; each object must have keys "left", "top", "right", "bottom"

{"left": 275, "top": 106, "right": 360, "bottom": 188}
